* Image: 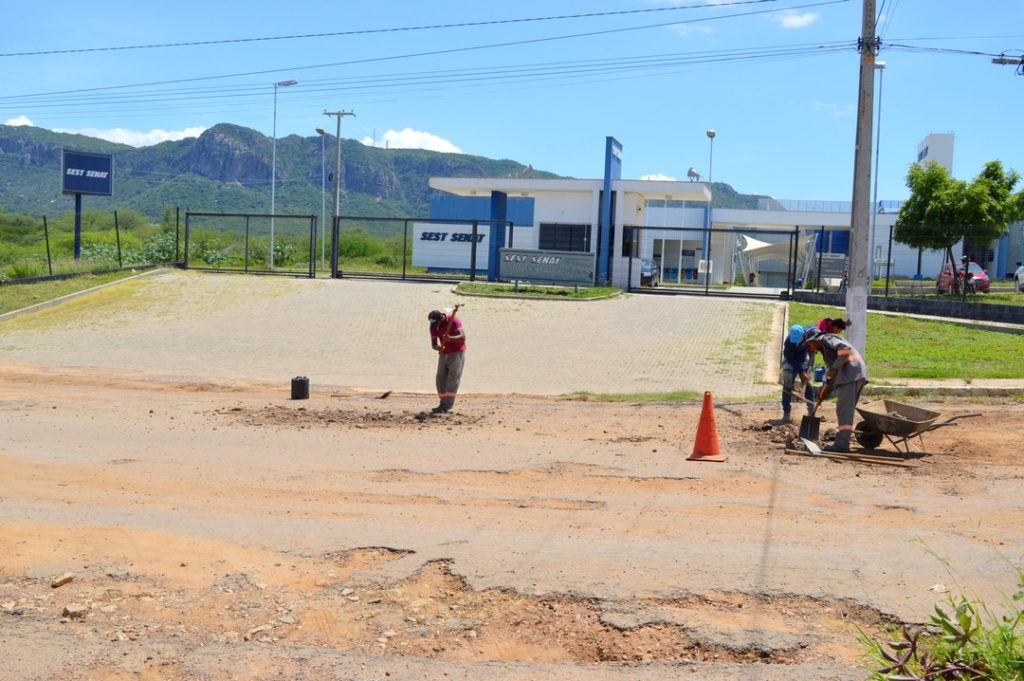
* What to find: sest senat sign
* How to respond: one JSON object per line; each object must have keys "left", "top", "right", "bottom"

{"left": 62, "top": 149, "right": 113, "bottom": 196}
{"left": 499, "top": 248, "right": 595, "bottom": 285}
{"left": 412, "top": 223, "right": 490, "bottom": 272}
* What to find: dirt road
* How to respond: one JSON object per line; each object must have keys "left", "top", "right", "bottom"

{"left": 1, "top": 363, "right": 1021, "bottom": 680}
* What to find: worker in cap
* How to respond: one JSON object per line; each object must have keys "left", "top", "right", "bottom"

{"left": 778, "top": 324, "right": 813, "bottom": 424}
{"left": 802, "top": 327, "right": 869, "bottom": 452}
{"left": 427, "top": 307, "right": 466, "bottom": 414}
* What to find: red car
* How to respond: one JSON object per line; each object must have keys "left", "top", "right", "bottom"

{"left": 936, "top": 261, "right": 990, "bottom": 294}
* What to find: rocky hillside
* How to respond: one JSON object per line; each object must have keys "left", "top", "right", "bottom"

{"left": 0, "top": 123, "right": 559, "bottom": 221}
{"left": 0, "top": 123, "right": 770, "bottom": 221}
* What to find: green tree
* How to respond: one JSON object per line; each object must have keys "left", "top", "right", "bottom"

{"left": 894, "top": 161, "right": 1024, "bottom": 292}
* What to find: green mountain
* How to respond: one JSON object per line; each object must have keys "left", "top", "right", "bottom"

{"left": 0, "top": 123, "right": 771, "bottom": 221}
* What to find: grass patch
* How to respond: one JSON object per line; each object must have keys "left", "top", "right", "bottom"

{"left": 457, "top": 282, "right": 619, "bottom": 299}
{"left": 790, "top": 302, "right": 1024, "bottom": 380}
{"left": 0, "top": 270, "right": 147, "bottom": 315}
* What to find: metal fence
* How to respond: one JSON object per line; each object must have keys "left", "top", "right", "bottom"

{"left": 183, "top": 212, "right": 317, "bottom": 277}
{"left": 624, "top": 224, "right": 804, "bottom": 298}
{"left": 1, "top": 209, "right": 177, "bottom": 284}
{"left": 333, "top": 216, "right": 515, "bottom": 281}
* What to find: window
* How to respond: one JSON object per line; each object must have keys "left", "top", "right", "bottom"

{"left": 538, "top": 223, "right": 591, "bottom": 252}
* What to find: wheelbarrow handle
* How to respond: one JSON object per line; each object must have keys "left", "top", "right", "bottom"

{"left": 926, "top": 413, "right": 983, "bottom": 431}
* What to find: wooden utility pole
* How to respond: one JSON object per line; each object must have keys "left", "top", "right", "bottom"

{"left": 847, "top": 0, "right": 878, "bottom": 358}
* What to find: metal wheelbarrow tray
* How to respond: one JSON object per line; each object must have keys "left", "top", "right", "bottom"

{"left": 854, "top": 399, "right": 980, "bottom": 453}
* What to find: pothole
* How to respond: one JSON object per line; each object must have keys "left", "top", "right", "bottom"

{"left": 213, "top": 405, "right": 484, "bottom": 428}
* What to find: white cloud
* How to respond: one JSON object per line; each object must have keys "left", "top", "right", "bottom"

{"left": 51, "top": 126, "right": 207, "bottom": 147}
{"left": 772, "top": 10, "right": 820, "bottom": 29}
{"left": 4, "top": 115, "right": 34, "bottom": 126}
{"left": 640, "top": 173, "right": 678, "bottom": 181}
{"left": 360, "top": 128, "right": 462, "bottom": 153}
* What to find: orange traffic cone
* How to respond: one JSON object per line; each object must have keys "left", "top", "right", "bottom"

{"left": 688, "top": 391, "right": 727, "bottom": 462}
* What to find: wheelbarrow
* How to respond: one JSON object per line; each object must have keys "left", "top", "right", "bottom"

{"left": 854, "top": 399, "right": 981, "bottom": 453}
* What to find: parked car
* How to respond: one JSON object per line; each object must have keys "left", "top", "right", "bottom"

{"left": 1015, "top": 263, "right": 1024, "bottom": 293}
{"left": 936, "top": 261, "right": 990, "bottom": 294}
{"left": 640, "top": 258, "right": 661, "bottom": 287}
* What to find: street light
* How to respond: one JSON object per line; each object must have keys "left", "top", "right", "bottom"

{"left": 320, "top": 110, "right": 355, "bottom": 278}
{"left": 703, "top": 128, "right": 716, "bottom": 287}
{"left": 270, "top": 78, "right": 297, "bottom": 268}
{"left": 318, "top": 130, "right": 326, "bottom": 269}
{"left": 870, "top": 61, "right": 886, "bottom": 282}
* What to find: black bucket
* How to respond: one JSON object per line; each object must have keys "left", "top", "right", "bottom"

{"left": 291, "top": 376, "right": 310, "bottom": 400}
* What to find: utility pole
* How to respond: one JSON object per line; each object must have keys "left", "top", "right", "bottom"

{"left": 991, "top": 55, "right": 1024, "bottom": 69}
{"left": 847, "top": 0, "right": 878, "bottom": 358}
{"left": 322, "top": 110, "right": 355, "bottom": 278}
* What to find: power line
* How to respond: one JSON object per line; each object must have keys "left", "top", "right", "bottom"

{"left": 0, "top": 42, "right": 854, "bottom": 119}
{"left": 0, "top": 0, "right": 779, "bottom": 58}
{"left": 0, "top": 0, "right": 848, "bottom": 101}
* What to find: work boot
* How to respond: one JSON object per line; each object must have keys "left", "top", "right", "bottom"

{"left": 780, "top": 412, "right": 792, "bottom": 424}
{"left": 430, "top": 405, "right": 445, "bottom": 414}
{"left": 823, "top": 432, "right": 851, "bottom": 453}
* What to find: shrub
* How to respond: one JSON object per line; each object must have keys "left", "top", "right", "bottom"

{"left": 859, "top": 569, "right": 1024, "bottom": 680}
{"left": 141, "top": 231, "right": 179, "bottom": 264}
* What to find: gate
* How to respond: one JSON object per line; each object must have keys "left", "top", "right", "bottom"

{"left": 184, "top": 212, "right": 317, "bottom": 277}
{"left": 333, "top": 216, "right": 515, "bottom": 281}
{"left": 624, "top": 224, "right": 812, "bottom": 298}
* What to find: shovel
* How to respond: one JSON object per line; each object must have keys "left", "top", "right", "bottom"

{"left": 799, "top": 380, "right": 832, "bottom": 441}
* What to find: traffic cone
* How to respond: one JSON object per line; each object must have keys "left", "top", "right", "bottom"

{"left": 688, "top": 391, "right": 727, "bottom": 462}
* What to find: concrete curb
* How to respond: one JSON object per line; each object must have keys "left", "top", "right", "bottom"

{"left": 453, "top": 287, "right": 622, "bottom": 302}
{"left": 0, "top": 267, "right": 166, "bottom": 323}
{"left": 864, "top": 385, "right": 1024, "bottom": 397}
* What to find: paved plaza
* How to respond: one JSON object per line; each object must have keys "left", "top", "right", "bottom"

{"left": 0, "top": 270, "right": 783, "bottom": 398}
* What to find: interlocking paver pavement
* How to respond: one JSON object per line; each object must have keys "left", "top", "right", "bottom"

{"left": 0, "top": 269, "right": 784, "bottom": 398}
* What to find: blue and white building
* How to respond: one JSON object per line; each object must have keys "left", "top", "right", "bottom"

{"left": 420, "top": 134, "right": 1022, "bottom": 289}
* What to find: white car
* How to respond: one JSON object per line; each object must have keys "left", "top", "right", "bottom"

{"left": 1016, "top": 264, "right": 1024, "bottom": 293}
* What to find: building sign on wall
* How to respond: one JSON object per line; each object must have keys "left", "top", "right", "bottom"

{"left": 62, "top": 149, "right": 114, "bottom": 196}
{"left": 499, "top": 248, "right": 595, "bottom": 285}
{"left": 412, "top": 223, "right": 490, "bottom": 272}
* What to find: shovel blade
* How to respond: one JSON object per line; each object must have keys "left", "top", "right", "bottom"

{"left": 799, "top": 415, "right": 821, "bottom": 440}
{"left": 800, "top": 437, "right": 823, "bottom": 455}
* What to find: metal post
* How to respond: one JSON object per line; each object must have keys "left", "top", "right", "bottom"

{"left": 270, "top": 79, "right": 298, "bottom": 269}
{"left": 175, "top": 206, "right": 180, "bottom": 264}
{"left": 470, "top": 220, "right": 479, "bottom": 282}
{"left": 73, "top": 193, "right": 82, "bottom": 260}
{"left": 43, "top": 215, "right": 53, "bottom": 275}
{"left": 114, "top": 210, "right": 122, "bottom": 269}
{"left": 884, "top": 224, "right": 894, "bottom": 297}
{"left": 322, "top": 110, "right": 355, "bottom": 278}
{"left": 320, "top": 133, "right": 326, "bottom": 270}
{"left": 703, "top": 128, "right": 716, "bottom": 287}
{"left": 816, "top": 226, "right": 825, "bottom": 292}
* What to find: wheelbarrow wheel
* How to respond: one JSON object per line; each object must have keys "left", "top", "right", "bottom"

{"left": 855, "top": 421, "right": 884, "bottom": 449}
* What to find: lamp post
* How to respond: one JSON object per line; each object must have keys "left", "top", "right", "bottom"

{"left": 319, "top": 131, "right": 326, "bottom": 269}
{"left": 703, "top": 128, "right": 716, "bottom": 287}
{"left": 270, "top": 78, "right": 297, "bottom": 268}
{"left": 869, "top": 61, "right": 886, "bottom": 283}
{"left": 320, "top": 110, "right": 355, "bottom": 278}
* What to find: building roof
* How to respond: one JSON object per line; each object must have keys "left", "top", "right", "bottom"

{"left": 429, "top": 177, "right": 711, "bottom": 202}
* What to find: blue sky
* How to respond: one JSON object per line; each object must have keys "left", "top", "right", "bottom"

{"left": 2, "top": 0, "right": 1022, "bottom": 202}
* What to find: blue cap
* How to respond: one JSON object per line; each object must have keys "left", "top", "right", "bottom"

{"left": 788, "top": 324, "right": 804, "bottom": 343}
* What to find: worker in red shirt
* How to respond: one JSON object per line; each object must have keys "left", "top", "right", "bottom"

{"left": 428, "top": 308, "right": 466, "bottom": 414}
